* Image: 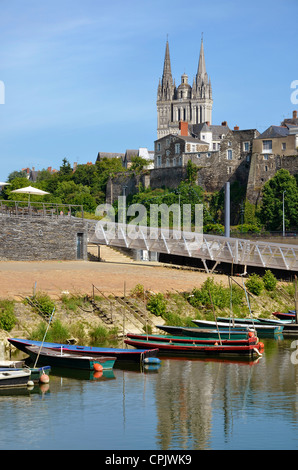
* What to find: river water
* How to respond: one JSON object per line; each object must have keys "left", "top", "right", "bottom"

{"left": 1, "top": 337, "right": 298, "bottom": 451}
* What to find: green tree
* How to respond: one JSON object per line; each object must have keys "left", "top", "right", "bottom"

{"left": 260, "top": 169, "right": 298, "bottom": 231}
{"left": 263, "top": 270, "right": 277, "bottom": 291}
{"left": 129, "top": 156, "right": 152, "bottom": 173}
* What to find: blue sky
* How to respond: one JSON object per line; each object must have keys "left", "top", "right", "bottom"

{"left": 0, "top": 0, "right": 297, "bottom": 180}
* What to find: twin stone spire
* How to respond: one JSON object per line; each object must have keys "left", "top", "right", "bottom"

{"left": 157, "top": 38, "right": 213, "bottom": 139}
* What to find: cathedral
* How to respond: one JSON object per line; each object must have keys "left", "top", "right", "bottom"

{"left": 157, "top": 38, "right": 213, "bottom": 139}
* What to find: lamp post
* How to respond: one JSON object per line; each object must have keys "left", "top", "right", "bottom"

{"left": 282, "top": 190, "right": 286, "bottom": 237}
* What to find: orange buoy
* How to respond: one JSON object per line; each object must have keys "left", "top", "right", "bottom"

{"left": 258, "top": 342, "right": 265, "bottom": 350}
{"left": 39, "top": 373, "right": 50, "bottom": 384}
{"left": 93, "top": 363, "right": 103, "bottom": 372}
{"left": 248, "top": 332, "right": 254, "bottom": 337}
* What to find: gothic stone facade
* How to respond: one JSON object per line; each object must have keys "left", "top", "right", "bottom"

{"left": 157, "top": 39, "right": 213, "bottom": 139}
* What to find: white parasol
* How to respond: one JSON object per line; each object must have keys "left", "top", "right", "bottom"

{"left": 11, "top": 185, "right": 50, "bottom": 203}
{"left": 0, "top": 182, "right": 10, "bottom": 186}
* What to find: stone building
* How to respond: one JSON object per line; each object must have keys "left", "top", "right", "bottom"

{"left": 153, "top": 120, "right": 258, "bottom": 192}
{"left": 157, "top": 38, "right": 213, "bottom": 139}
{"left": 246, "top": 112, "right": 298, "bottom": 203}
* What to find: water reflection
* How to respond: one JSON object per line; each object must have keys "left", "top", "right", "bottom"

{"left": 1, "top": 338, "right": 298, "bottom": 449}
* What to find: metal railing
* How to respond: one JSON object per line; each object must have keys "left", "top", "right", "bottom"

{"left": 89, "top": 221, "right": 298, "bottom": 272}
{"left": 0, "top": 200, "right": 84, "bottom": 218}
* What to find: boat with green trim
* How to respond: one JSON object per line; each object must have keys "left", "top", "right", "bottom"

{"left": 192, "top": 319, "right": 283, "bottom": 337}
{"left": 127, "top": 332, "right": 258, "bottom": 346}
{"left": 157, "top": 325, "right": 252, "bottom": 340}
{"left": 124, "top": 336, "right": 263, "bottom": 359}
{"left": 25, "top": 346, "right": 116, "bottom": 371}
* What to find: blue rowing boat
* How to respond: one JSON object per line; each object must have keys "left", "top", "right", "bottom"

{"left": 8, "top": 338, "right": 159, "bottom": 364}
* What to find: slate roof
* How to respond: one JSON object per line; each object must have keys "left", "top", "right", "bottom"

{"left": 256, "top": 125, "right": 289, "bottom": 139}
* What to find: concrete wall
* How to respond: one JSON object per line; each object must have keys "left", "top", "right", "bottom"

{"left": 0, "top": 216, "right": 89, "bottom": 261}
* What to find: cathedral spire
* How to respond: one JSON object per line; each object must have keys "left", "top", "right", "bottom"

{"left": 162, "top": 40, "right": 173, "bottom": 88}
{"left": 158, "top": 39, "right": 175, "bottom": 102}
{"left": 197, "top": 35, "right": 208, "bottom": 84}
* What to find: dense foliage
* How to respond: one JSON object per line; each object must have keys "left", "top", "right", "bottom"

{"left": 2, "top": 159, "right": 297, "bottom": 232}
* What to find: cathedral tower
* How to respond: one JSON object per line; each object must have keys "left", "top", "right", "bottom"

{"left": 157, "top": 38, "right": 213, "bottom": 139}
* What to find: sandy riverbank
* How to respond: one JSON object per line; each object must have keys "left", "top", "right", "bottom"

{"left": 0, "top": 258, "right": 228, "bottom": 300}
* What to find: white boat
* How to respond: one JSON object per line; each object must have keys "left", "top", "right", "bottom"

{"left": 0, "top": 369, "right": 31, "bottom": 388}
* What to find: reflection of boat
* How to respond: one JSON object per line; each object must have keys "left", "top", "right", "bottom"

{"left": 192, "top": 319, "right": 283, "bottom": 337}
{"left": 124, "top": 336, "right": 263, "bottom": 359}
{"left": 49, "top": 367, "right": 115, "bottom": 381}
{"left": 9, "top": 338, "right": 158, "bottom": 364}
{"left": 157, "top": 325, "right": 251, "bottom": 340}
{"left": 25, "top": 346, "right": 116, "bottom": 371}
{"left": 127, "top": 332, "right": 259, "bottom": 346}
{"left": 0, "top": 368, "right": 31, "bottom": 388}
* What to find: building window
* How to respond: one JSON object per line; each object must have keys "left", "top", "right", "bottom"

{"left": 227, "top": 166, "right": 232, "bottom": 174}
{"left": 157, "top": 155, "right": 161, "bottom": 167}
{"left": 265, "top": 165, "right": 268, "bottom": 172}
{"left": 179, "top": 156, "right": 182, "bottom": 166}
{"left": 282, "top": 142, "right": 286, "bottom": 151}
{"left": 173, "top": 157, "right": 176, "bottom": 166}
{"left": 166, "top": 139, "right": 170, "bottom": 147}
{"left": 157, "top": 143, "right": 161, "bottom": 151}
{"left": 166, "top": 158, "right": 170, "bottom": 167}
{"left": 227, "top": 149, "right": 233, "bottom": 160}
{"left": 262, "top": 140, "right": 272, "bottom": 153}
{"left": 175, "top": 143, "right": 180, "bottom": 154}
{"left": 263, "top": 154, "right": 269, "bottom": 160}
{"left": 243, "top": 142, "right": 250, "bottom": 152}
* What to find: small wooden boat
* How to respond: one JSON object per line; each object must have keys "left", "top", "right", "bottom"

{"left": 192, "top": 319, "right": 283, "bottom": 337}
{"left": 124, "top": 337, "right": 263, "bottom": 359}
{"left": 127, "top": 332, "right": 258, "bottom": 346}
{"left": 0, "top": 368, "right": 31, "bottom": 388}
{"left": 157, "top": 325, "right": 251, "bottom": 340}
{"left": 0, "top": 366, "right": 51, "bottom": 383}
{"left": 9, "top": 338, "right": 159, "bottom": 364}
{"left": 25, "top": 346, "right": 116, "bottom": 371}
{"left": 0, "top": 360, "right": 25, "bottom": 368}
{"left": 273, "top": 311, "right": 296, "bottom": 321}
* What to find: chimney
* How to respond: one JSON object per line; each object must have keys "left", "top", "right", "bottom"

{"left": 221, "top": 121, "right": 227, "bottom": 126}
{"left": 179, "top": 121, "right": 188, "bottom": 136}
{"left": 206, "top": 121, "right": 210, "bottom": 126}
{"left": 47, "top": 166, "right": 52, "bottom": 173}
{"left": 293, "top": 110, "right": 297, "bottom": 119}
{"left": 234, "top": 125, "right": 239, "bottom": 131}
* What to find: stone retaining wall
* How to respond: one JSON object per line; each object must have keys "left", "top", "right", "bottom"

{"left": 0, "top": 216, "right": 88, "bottom": 261}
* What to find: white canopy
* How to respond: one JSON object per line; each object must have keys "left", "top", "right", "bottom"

{"left": 11, "top": 185, "right": 50, "bottom": 203}
{"left": 11, "top": 185, "right": 49, "bottom": 196}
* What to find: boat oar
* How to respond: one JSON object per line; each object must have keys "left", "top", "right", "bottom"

{"left": 242, "top": 281, "right": 256, "bottom": 334}
{"left": 33, "top": 308, "right": 55, "bottom": 368}
{"left": 208, "top": 287, "right": 222, "bottom": 345}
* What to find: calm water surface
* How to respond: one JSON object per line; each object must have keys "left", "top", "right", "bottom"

{"left": 1, "top": 337, "right": 298, "bottom": 450}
